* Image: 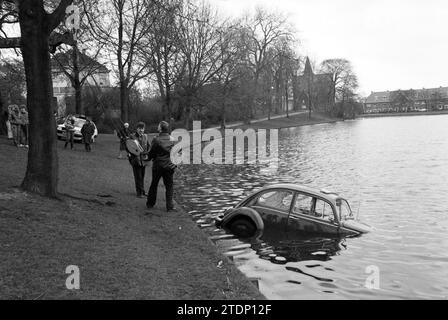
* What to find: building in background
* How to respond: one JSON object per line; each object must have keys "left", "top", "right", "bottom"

{"left": 294, "top": 57, "right": 334, "bottom": 112}
{"left": 51, "top": 50, "right": 111, "bottom": 116}
{"left": 365, "top": 87, "right": 448, "bottom": 113}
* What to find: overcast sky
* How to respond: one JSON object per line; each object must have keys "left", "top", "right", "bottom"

{"left": 212, "top": 0, "right": 448, "bottom": 96}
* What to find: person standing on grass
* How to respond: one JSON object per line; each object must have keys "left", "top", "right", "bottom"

{"left": 128, "top": 122, "right": 150, "bottom": 198}
{"left": 81, "top": 119, "right": 95, "bottom": 152}
{"left": 3, "top": 106, "right": 12, "bottom": 139}
{"left": 9, "top": 105, "right": 23, "bottom": 147}
{"left": 146, "top": 121, "right": 177, "bottom": 212}
{"left": 64, "top": 117, "right": 75, "bottom": 149}
{"left": 117, "top": 122, "right": 131, "bottom": 159}
{"left": 19, "top": 105, "right": 29, "bottom": 148}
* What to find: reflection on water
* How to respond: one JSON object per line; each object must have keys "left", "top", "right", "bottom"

{"left": 175, "top": 114, "right": 448, "bottom": 299}
{"left": 252, "top": 229, "right": 347, "bottom": 263}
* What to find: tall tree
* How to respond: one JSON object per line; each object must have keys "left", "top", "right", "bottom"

{"left": 271, "top": 36, "right": 298, "bottom": 117}
{"left": 144, "top": 0, "right": 184, "bottom": 124}
{"left": 206, "top": 20, "right": 244, "bottom": 128}
{"left": 240, "top": 7, "right": 292, "bottom": 121}
{"left": 0, "top": 0, "right": 74, "bottom": 196}
{"left": 52, "top": 1, "right": 105, "bottom": 114}
{"left": 0, "top": 58, "right": 26, "bottom": 105}
{"left": 83, "top": 0, "right": 157, "bottom": 122}
{"left": 320, "top": 58, "right": 358, "bottom": 116}
{"left": 176, "top": 1, "right": 233, "bottom": 128}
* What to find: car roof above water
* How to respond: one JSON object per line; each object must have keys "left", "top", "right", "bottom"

{"left": 257, "top": 183, "right": 343, "bottom": 203}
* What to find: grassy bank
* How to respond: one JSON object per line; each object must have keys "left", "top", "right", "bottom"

{"left": 0, "top": 135, "right": 263, "bottom": 300}
{"left": 233, "top": 112, "right": 338, "bottom": 130}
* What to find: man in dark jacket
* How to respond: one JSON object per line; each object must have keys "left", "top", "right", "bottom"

{"left": 129, "top": 122, "right": 151, "bottom": 198}
{"left": 146, "top": 121, "right": 176, "bottom": 211}
{"left": 64, "top": 117, "right": 76, "bottom": 149}
{"left": 81, "top": 119, "right": 95, "bottom": 152}
{"left": 117, "top": 122, "right": 130, "bottom": 159}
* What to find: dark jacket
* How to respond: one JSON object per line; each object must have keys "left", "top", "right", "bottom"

{"left": 81, "top": 122, "right": 95, "bottom": 143}
{"left": 128, "top": 132, "right": 150, "bottom": 167}
{"left": 20, "top": 110, "right": 29, "bottom": 125}
{"left": 148, "top": 132, "right": 176, "bottom": 170}
{"left": 9, "top": 110, "right": 21, "bottom": 125}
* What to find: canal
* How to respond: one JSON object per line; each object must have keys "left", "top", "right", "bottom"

{"left": 175, "top": 114, "right": 448, "bottom": 299}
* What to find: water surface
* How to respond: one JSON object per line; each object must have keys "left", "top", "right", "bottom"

{"left": 176, "top": 114, "right": 448, "bottom": 299}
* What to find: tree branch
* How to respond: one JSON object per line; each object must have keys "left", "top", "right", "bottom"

{"left": 46, "top": 0, "right": 73, "bottom": 33}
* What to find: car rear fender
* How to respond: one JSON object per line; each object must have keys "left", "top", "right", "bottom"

{"left": 224, "top": 207, "right": 264, "bottom": 231}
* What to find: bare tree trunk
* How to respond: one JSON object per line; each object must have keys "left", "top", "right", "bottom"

{"left": 292, "top": 76, "right": 298, "bottom": 111}
{"left": 248, "top": 74, "right": 260, "bottom": 121}
{"left": 19, "top": 0, "right": 58, "bottom": 197}
{"left": 220, "top": 106, "right": 226, "bottom": 129}
{"left": 72, "top": 45, "right": 83, "bottom": 114}
{"left": 162, "top": 94, "right": 172, "bottom": 126}
{"left": 307, "top": 77, "right": 312, "bottom": 120}
{"left": 285, "top": 80, "right": 289, "bottom": 118}
{"left": 0, "top": 91, "right": 5, "bottom": 135}
{"left": 268, "top": 94, "right": 272, "bottom": 120}
{"left": 220, "top": 98, "right": 226, "bottom": 129}
{"left": 74, "top": 84, "right": 82, "bottom": 114}
{"left": 184, "top": 94, "right": 192, "bottom": 130}
{"left": 275, "top": 81, "right": 280, "bottom": 114}
{"left": 164, "top": 56, "right": 172, "bottom": 122}
{"left": 165, "top": 96, "right": 172, "bottom": 121}
{"left": 308, "top": 99, "right": 312, "bottom": 119}
{"left": 120, "top": 82, "right": 129, "bottom": 122}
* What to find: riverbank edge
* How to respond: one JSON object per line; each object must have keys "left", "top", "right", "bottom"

{"left": 360, "top": 110, "right": 448, "bottom": 118}
{"left": 0, "top": 135, "right": 264, "bottom": 300}
{"left": 226, "top": 112, "right": 340, "bottom": 131}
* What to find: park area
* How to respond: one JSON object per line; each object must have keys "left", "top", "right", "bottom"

{"left": 0, "top": 134, "right": 263, "bottom": 300}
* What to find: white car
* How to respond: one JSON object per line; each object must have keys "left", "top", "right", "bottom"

{"left": 57, "top": 115, "right": 98, "bottom": 142}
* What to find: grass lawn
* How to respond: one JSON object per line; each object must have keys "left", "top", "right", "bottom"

{"left": 0, "top": 134, "right": 264, "bottom": 300}
{"left": 234, "top": 112, "right": 338, "bottom": 130}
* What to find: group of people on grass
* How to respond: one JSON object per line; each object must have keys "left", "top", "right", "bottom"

{"left": 1, "top": 108, "right": 175, "bottom": 211}
{"left": 63, "top": 115, "right": 96, "bottom": 152}
{"left": 4, "top": 104, "right": 29, "bottom": 148}
{"left": 117, "top": 120, "right": 176, "bottom": 212}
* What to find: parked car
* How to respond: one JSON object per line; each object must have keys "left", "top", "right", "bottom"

{"left": 215, "top": 184, "right": 372, "bottom": 238}
{"left": 57, "top": 115, "right": 98, "bottom": 142}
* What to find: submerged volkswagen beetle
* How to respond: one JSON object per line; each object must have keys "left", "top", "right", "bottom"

{"left": 215, "top": 184, "right": 372, "bottom": 238}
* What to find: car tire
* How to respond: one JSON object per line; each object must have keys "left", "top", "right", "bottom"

{"left": 229, "top": 218, "right": 257, "bottom": 238}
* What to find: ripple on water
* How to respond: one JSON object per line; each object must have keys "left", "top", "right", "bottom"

{"left": 176, "top": 115, "right": 448, "bottom": 299}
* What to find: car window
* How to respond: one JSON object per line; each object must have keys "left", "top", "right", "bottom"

{"left": 255, "top": 190, "right": 293, "bottom": 212}
{"left": 313, "top": 199, "right": 334, "bottom": 221}
{"left": 338, "top": 199, "right": 352, "bottom": 220}
{"left": 292, "top": 193, "right": 313, "bottom": 215}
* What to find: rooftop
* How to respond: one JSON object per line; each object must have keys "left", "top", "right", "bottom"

{"left": 51, "top": 49, "right": 109, "bottom": 74}
{"left": 366, "top": 86, "right": 448, "bottom": 103}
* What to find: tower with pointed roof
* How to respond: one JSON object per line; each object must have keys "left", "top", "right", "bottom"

{"left": 303, "top": 57, "right": 314, "bottom": 79}
{"left": 295, "top": 56, "right": 333, "bottom": 111}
